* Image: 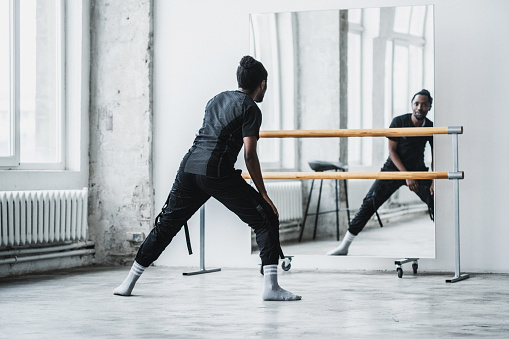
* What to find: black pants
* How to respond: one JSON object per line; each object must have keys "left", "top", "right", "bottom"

{"left": 348, "top": 178, "right": 434, "bottom": 236}
{"left": 135, "top": 169, "right": 283, "bottom": 267}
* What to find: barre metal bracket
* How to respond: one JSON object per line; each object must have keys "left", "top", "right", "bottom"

{"left": 447, "top": 126, "right": 463, "bottom": 134}
{"left": 448, "top": 171, "right": 464, "bottom": 180}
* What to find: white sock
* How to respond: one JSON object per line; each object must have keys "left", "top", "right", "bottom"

{"left": 262, "top": 264, "right": 301, "bottom": 301}
{"left": 327, "top": 231, "right": 356, "bottom": 256}
{"left": 113, "top": 261, "right": 146, "bottom": 296}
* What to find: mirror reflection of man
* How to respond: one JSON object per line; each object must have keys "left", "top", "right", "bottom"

{"left": 328, "top": 89, "right": 434, "bottom": 256}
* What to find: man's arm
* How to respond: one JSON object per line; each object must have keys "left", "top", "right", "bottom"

{"left": 388, "top": 139, "right": 419, "bottom": 192}
{"left": 243, "top": 136, "right": 279, "bottom": 217}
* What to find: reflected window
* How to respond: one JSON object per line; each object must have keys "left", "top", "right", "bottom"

{"left": 409, "top": 6, "right": 426, "bottom": 36}
{"left": 393, "top": 6, "right": 412, "bottom": 34}
{"left": 348, "top": 8, "right": 362, "bottom": 24}
{"left": 388, "top": 5, "right": 431, "bottom": 121}
{"left": 393, "top": 43, "right": 410, "bottom": 117}
{"left": 250, "top": 6, "right": 433, "bottom": 170}
{"left": 347, "top": 14, "right": 364, "bottom": 165}
{"left": 250, "top": 13, "right": 296, "bottom": 170}
{"left": 348, "top": 6, "right": 432, "bottom": 165}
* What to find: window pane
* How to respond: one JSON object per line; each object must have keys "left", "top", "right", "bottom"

{"left": 20, "top": 0, "right": 60, "bottom": 163}
{"left": 393, "top": 6, "right": 411, "bottom": 34}
{"left": 348, "top": 9, "right": 362, "bottom": 24}
{"left": 409, "top": 45, "right": 424, "bottom": 92}
{"left": 0, "top": 1, "right": 10, "bottom": 156}
{"left": 251, "top": 14, "right": 280, "bottom": 165}
{"left": 347, "top": 32, "right": 362, "bottom": 165}
{"left": 409, "top": 6, "right": 426, "bottom": 36}
{"left": 393, "top": 44, "right": 409, "bottom": 117}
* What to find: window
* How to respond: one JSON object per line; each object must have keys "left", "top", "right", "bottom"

{"left": 0, "top": 2, "right": 11, "bottom": 160}
{"left": 0, "top": 0, "right": 65, "bottom": 169}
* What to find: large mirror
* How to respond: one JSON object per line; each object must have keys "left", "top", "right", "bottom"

{"left": 249, "top": 5, "right": 435, "bottom": 258}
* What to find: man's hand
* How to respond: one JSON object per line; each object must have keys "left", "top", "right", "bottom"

{"left": 430, "top": 181, "right": 434, "bottom": 195}
{"left": 406, "top": 179, "right": 419, "bottom": 192}
{"left": 262, "top": 193, "right": 279, "bottom": 218}
{"left": 243, "top": 136, "right": 280, "bottom": 218}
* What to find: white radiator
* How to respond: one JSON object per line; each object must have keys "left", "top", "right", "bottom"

{"left": 0, "top": 188, "right": 88, "bottom": 248}
{"left": 264, "top": 181, "right": 302, "bottom": 223}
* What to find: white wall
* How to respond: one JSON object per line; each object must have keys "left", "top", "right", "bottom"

{"left": 153, "top": 0, "right": 509, "bottom": 273}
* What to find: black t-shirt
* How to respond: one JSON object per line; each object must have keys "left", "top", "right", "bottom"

{"left": 382, "top": 113, "right": 433, "bottom": 171}
{"left": 183, "top": 91, "right": 262, "bottom": 178}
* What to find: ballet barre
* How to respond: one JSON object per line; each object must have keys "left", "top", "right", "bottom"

{"left": 241, "top": 171, "right": 462, "bottom": 180}
{"left": 259, "top": 126, "right": 461, "bottom": 138}
{"left": 242, "top": 126, "right": 468, "bottom": 283}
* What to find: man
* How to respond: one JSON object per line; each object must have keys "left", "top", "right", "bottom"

{"left": 328, "top": 89, "right": 434, "bottom": 256}
{"left": 114, "top": 56, "right": 301, "bottom": 301}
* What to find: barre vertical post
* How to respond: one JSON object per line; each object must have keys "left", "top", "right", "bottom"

{"left": 446, "top": 128, "right": 469, "bottom": 283}
{"left": 183, "top": 205, "right": 221, "bottom": 276}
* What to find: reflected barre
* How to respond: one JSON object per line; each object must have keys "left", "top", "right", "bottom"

{"left": 259, "top": 126, "right": 462, "bottom": 138}
{"left": 241, "top": 171, "right": 463, "bottom": 181}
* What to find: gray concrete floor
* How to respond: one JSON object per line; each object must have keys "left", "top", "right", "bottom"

{"left": 1, "top": 265, "right": 508, "bottom": 338}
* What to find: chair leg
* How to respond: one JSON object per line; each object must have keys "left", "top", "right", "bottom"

{"left": 299, "top": 179, "right": 315, "bottom": 242}
{"left": 343, "top": 178, "right": 351, "bottom": 226}
{"left": 312, "top": 179, "right": 324, "bottom": 240}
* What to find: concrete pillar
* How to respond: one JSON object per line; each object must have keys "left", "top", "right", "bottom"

{"left": 88, "top": 0, "right": 153, "bottom": 265}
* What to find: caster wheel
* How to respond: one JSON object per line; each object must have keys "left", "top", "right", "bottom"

{"left": 412, "top": 263, "right": 418, "bottom": 274}
{"left": 397, "top": 267, "right": 403, "bottom": 278}
{"left": 282, "top": 261, "right": 291, "bottom": 271}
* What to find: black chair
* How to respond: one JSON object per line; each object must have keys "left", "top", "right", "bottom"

{"left": 299, "top": 160, "right": 351, "bottom": 242}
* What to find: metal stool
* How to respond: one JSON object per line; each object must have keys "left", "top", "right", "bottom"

{"left": 299, "top": 160, "right": 351, "bottom": 242}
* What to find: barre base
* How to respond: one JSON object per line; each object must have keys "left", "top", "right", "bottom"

{"left": 183, "top": 268, "right": 222, "bottom": 276}
{"left": 446, "top": 273, "right": 470, "bottom": 283}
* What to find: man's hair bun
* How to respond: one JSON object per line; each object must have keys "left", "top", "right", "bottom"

{"left": 236, "top": 55, "right": 268, "bottom": 91}
{"left": 239, "top": 55, "right": 257, "bottom": 69}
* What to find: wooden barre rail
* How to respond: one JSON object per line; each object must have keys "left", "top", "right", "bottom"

{"left": 259, "top": 127, "right": 458, "bottom": 138}
{"left": 241, "top": 171, "right": 455, "bottom": 180}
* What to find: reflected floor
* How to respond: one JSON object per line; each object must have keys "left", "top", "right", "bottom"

{"left": 280, "top": 214, "right": 434, "bottom": 258}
